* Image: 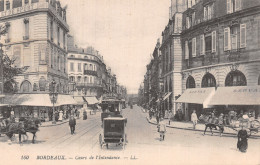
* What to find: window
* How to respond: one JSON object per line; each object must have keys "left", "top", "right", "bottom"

{"left": 90, "top": 64, "right": 93, "bottom": 70}
{"left": 6, "top": 1, "right": 10, "bottom": 10}
{"left": 84, "top": 64, "right": 88, "bottom": 71}
{"left": 78, "top": 63, "right": 81, "bottom": 72}
{"left": 84, "top": 76, "right": 88, "bottom": 83}
{"left": 186, "top": 76, "right": 196, "bottom": 89}
{"left": 84, "top": 56, "right": 88, "bottom": 59}
{"left": 205, "top": 34, "right": 212, "bottom": 52}
{"left": 201, "top": 73, "right": 216, "bottom": 88}
{"left": 186, "top": 17, "right": 190, "bottom": 29}
{"left": 57, "top": 56, "right": 60, "bottom": 70}
{"left": 70, "top": 62, "right": 74, "bottom": 71}
{"left": 57, "top": 26, "right": 60, "bottom": 45}
{"left": 200, "top": 34, "right": 205, "bottom": 55}
{"left": 231, "top": 26, "right": 238, "bottom": 50}
{"left": 204, "top": 4, "right": 213, "bottom": 21}
{"left": 50, "top": 20, "right": 53, "bottom": 41}
{"left": 227, "top": 0, "right": 241, "bottom": 14}
{"left": 185, "top": 41, "right": 189, "bottom": 60}
{"left": 90, "top": 77, "right": 93, "bottom": 84}
{"left": 24, "top": 18, "right": 29, "bottom": 39}
{"left": 25, "top": 0, "right": 29, "bottom": 4}
{"left": 63, "top": 31, "right": 66, "bottom": 48}
{"left": 192, "top": 38, "right": 196, "bottom": 57}
{"left": 224, "top": 27, "right": 231, "bottom": 51}
{"left": 225, "top": 70, "right": 247, "bottom": 86}
{"left": 212, "top": 31, "right": 216, "bottom": 52}
{"left": 240, "top": 24, "right": 246, "bottom": 48}
{"left": 69, "top": 76, "right": 75, "bottom": 82}
{"left": 77, "top": 76, "right": 81, "bottom": 83}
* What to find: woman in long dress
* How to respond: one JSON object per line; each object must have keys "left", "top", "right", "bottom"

{"left": 58, "top": 111, "right": 63, "bottom": 121}
{"left": 237, "top": 121, "right": 249, "bottom": 153}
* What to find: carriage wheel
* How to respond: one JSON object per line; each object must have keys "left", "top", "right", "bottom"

{"left": 99, "top": 134, "right": 103, "bottom": 148}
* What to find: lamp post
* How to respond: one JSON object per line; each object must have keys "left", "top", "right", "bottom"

{"left": 49, "top": 79, "right": 58, "bottom": 124}
{"left": 0, "top": 43, "right": 3, "bottom": 99}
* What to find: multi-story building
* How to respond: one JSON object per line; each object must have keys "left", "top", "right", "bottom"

{"left": 160, "top": 0, "right": 186, "bottom": 115}
{"left": 67, "top": 35, "right": 104, "bottom": 101}
{"left": 0, "top": 0, "right": 73, "bottom": 119}
{"left": 177, "top": 0, "right": 260, "bottom": 119}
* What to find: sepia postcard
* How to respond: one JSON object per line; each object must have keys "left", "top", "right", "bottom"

{"left": 0, "top": 0, "right": 260, "bottom": 165}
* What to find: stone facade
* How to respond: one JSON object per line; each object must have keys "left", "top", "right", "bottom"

{"left": 0, "top": 0, "right": 69, "bottom": 94}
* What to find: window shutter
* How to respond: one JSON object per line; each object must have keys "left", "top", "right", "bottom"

{"left": 224, "top": 27, "right": 231, "bottom": 51}
{"left": 192, "top": 38, "right": 196, "bottom": 57}
{"left": 212, "top": 31, "right": 216, "bottom": 52}
{"left": 186, "top": 17, "right": 190, "bottom": 28}
{"left": 240, "top": 24, "right": 246, "bottom": 48}
{"left": 185, "top": 41, "right": 189, "bottom": 59}
{"left": 204, "top": 7, "right": 207, "bottom": 21}
{"left": 208, "top": 5, "right": 212, "bottom": 20}
{"left": 200, "top": 35, "right": 205, "bottom": 55}
{"left": 235, "top": 0, "right": 241, "bottom": 11}
{"left": 227, "top": 0, "right": 231, "bottom": 14}
{"left": 188, "top": 0, "right": 191, "bottom": 8}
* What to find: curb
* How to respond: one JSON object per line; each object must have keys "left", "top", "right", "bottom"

{"left": 146, "top": 117, "right": 260, "bottom": 138}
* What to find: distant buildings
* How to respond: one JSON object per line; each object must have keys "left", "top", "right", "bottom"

{"left": 67, "top": 35, "right": 127, "bottom": 101}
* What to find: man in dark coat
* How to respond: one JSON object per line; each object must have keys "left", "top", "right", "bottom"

{"left": 69, "top": 115, "right": 76, "bottom": 134}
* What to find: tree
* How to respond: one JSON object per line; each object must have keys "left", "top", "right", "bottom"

{"left": 2, "top": 53, "right": 28, "bottom": 93}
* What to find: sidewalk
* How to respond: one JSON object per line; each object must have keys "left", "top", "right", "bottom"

{"left": 143, "top": 109, "right": 260, "bottom": 138}
{"left": 40, "top": 111, "right": 100, "bottom": 127}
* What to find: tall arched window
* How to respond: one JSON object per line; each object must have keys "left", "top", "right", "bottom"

{"left": 20, "top": 80, "right": 32, "bottom": 93}
{"left": 225, "top": 70, "right": 247, "bottom": 86}
{"left": 186, "top": 76, "right": 195, "bottom": 89}
{"left": 201, "top": 73, "right": 216, "bottom": 88}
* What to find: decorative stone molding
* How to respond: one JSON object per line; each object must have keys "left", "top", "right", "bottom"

{"left": 23, "top": 18, "right": 29, "bottom": 24}
{"left": 230, "top": 63, "right": 239, "bottom": 71}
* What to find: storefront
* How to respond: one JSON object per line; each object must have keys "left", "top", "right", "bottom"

{"left": 176, "top": 87, "right": 215, "bottom": 120}
{"left": 3, "top": 94, "right": 77, "bottom": 121}
{"left": 208, "top": 85, "right": 260, "bottom": 119}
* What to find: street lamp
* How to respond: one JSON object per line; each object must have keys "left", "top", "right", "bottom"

{"left": 49, "top": 79, "right": 58, "bottom": 124}
{"left": 0, "top": 43, "right": 3, "bottom": 97}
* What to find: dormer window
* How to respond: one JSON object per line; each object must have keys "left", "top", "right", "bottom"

{"left": 204, "top": 3, "right": 214, "bottom": 21}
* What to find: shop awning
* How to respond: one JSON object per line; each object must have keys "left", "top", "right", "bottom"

{"left": 208, "top": 86, "right": 260, "bottom": 105}
{"left": 0, "top": 104, "right": 8, "bottom": 107}
{"left": 73, "top": 96, "right": 85, "bottom": 105}
{"left": 3, "top": 94, "right": 77, "bottom": 107}
{"left": 175, "top": 87, "right": 215, "bottom": 108}
{"left": 83, "top": 96, "right": 99, "bottom": 105}
{"left": 3, "top": 94, "right": 54, "bottom": 107}
{"left": 163, "top": 92, "right": 172, "bottom": 101}
{"left": 0, "top": 95, "right": 5, "bottom": 98}
{"left": 57, "top": 95, "right": 78, "bottom": 106}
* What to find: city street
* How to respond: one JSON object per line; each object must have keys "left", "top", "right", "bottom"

{"left": 0, "top": 106, "right": 260, "bottom": 165}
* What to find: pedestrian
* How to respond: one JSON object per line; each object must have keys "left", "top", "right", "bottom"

{"left": 83, "top": 109, "right": 87, "bottom": 120}
{"left": 218, "top": 113, "right": 224, "bottom": 136}
{"left": 58, "top": 110, "right": 63, "bottom": 121}
{"left": 76, "top": 109, "right": 80, "bottom": 119}
{"left": 156, "top": 113, "right": 160, "bottom": 124}
{"left": 191, "top": 110, "right": 198, "bottom": 130}
{"left": 157, "top": 118, "right": 166, "bottom": 141}
{"left": 69, "top": 115, "right": 76, "bottom": 134}
{"left": 168, "top": 110, "right": 172, "bottom": 125}
{"left": 237, "top": 120, "right": 249, "bottom": 153}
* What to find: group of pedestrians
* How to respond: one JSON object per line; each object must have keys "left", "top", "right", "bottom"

{"left": 191, "top": 110, "right": 250, "bottom": 153}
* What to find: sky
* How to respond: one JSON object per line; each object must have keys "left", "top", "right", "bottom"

{"left": 60, "top": 0, "right": 171, "bottom": 94}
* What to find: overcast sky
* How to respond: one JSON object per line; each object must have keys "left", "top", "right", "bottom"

{"left": 60, "top": 0, "right": 171, "bottom": 94}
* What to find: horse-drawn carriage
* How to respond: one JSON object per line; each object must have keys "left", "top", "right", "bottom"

{"left": 0, "top": 117, "right": 41, "bottom": 143}
{"left": 99, "top": 117, "right": 127, "bottom": 149}
{"left": 199, "top": 113, "right": 260, "bottom": 136}
{"left": 99, "top": 98, "right": 128, "bottom": 149}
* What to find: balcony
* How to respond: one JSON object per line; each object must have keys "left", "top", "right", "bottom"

{"left": 84, "top": 70, "right": 98, "bottom": 76}
{"left": 75, "top": 82, "right": 102, "bottom": 88}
